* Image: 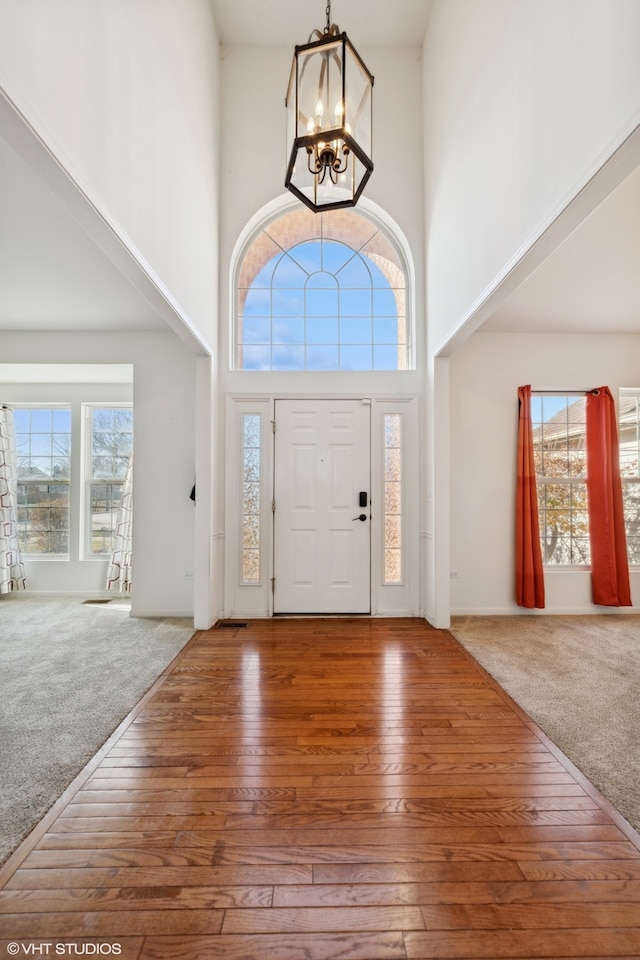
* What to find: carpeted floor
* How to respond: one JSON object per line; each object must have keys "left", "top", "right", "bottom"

{"left": 450, "top": 614, "right": 640, "bottom": 834}
{"left": 0, "top": 596, "right": 195, "bottom": 864}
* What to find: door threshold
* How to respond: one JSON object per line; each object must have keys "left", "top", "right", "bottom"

{"left": 273, "top": 613, "right": 372, "bottom": 619}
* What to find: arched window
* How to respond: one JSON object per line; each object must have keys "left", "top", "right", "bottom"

{"left": 234, "top": 206, "right": 411, "bottom": 371}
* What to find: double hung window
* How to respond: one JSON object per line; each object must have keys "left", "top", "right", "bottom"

{"left": 85, "top": 405, "right": 134, "bottom": 556}
{"left": 14, "top": 406, "right": 71, "bottom": 556}
{"left": 618, "top": 390, "right": 640, "bottom": 563}
{"left": 533, "top": 390, "right": 640, "bottom": 566}
{"left": 12, "top": 403, "right": 133, "bottom": 560}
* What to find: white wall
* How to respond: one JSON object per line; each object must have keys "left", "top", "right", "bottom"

{"left": 449, "top": 331, "right": 640, "bottom": 614}
{"left": 218, "top": 44, "right": 426, "bottom": 389}
{"left": 216, "top": 43, "right": 429, "bottom": 616}
{"left": 0, "top": 0, "right": 220, "bottom": 348}
{"left": 423, "top": 0, "right": 640, "bottom": 353}
{"left": 0, "top": 331, "right": 197, "bottom": 618}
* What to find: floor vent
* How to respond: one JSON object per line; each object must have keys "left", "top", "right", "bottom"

{"left": 216, "top": 620, "right": 249, "bottom": 629}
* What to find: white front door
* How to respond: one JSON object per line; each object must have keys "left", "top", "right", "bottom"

{"left": 273, "top": 399, "right": 371, "bottom": 614}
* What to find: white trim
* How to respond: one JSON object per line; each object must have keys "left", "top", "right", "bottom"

{"left": 0, "top": 87, "right": 212, "bottom": 358}
{"left": 451, "top": 606, "right": 640, "bottom": 617}
{"left": 224, "top": 392, "right": 420, "bottom": 619}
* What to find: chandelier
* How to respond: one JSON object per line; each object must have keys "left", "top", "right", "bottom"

{"left": 284, "top": 0, "right": 374, "bottom": 212}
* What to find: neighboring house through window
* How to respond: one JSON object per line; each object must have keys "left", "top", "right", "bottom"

{"left": 13, "top": 403, "right": 133, "bottom": 560}
{"left": 14, "top": 406, "right": 71, "bottom": 556}
{"left": 532, "top": 390, "right": 640, "bottom": 566}
{"left": 618, "top": 390, "right": 640, "bottom": 564}
{"left": 532, "top": 394, "right": 589, "bottom": 565}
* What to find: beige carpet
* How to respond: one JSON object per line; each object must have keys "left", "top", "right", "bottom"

{"left": 449, "top": 615, "right": 640, "bottom": 834}
{"left": 0, "top": 596, "right": 195, "bottom": 865}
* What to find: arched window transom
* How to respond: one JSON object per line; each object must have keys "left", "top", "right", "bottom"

{"left": 235, "top": 208, "right": 410, "bottom": 371}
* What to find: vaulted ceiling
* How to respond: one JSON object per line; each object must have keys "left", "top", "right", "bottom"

{"left": 1, "top": 0, "right": 639, "bottom": 339}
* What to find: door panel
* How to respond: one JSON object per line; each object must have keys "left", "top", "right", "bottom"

{"left": 274, "top": 399, "right": 371, "bottom": 613}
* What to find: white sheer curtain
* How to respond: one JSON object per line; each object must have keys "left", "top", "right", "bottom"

{"left": 106, "top": 453, "right": 133, "bottom": 593}
{"left": 0, "top": 406, "right": 26, "bottom": 593}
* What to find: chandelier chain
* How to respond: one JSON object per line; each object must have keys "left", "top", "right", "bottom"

{"left": 325, "top": 0, "right": 331, "bottom": 33}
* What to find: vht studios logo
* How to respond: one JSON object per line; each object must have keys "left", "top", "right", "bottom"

{"left": 7, "top": 946, "right": 122, "bottom": 957}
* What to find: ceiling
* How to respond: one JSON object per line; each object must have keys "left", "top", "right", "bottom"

{"left": 483, "top": 162, "right": 640, "bottom": 335}
{"left": 209, "top": 0, "right": 433, "bottom": 47}
{"left": 0, "top": 134, "right": 164, "bottom": 333}
{"left": 1, "top": 0, "right": 639, "bottom": 341}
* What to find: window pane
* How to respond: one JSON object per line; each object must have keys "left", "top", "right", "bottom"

{"left": 273, "top": 317, "right": 305, "bottom": 345}
{"left": 53, "top": 409, "right": 72, "bottom": 431}
{"left": 242, "top": 345, "right": 271, "bottom": 370}
{"left": 286, "top": 241, "right": 319, "bottom": 275}
{"left": 374, "top": 345, "right": 401, "bottom": 371}
{"left": 242, "top": 414, "right": 261, "bottom": 583}
{"left": 336, "top": 255, "right": 371, "bottom": 287}
{"left": 273, "top": 255, "right": 308, "bottom": 287}
{"left": 307, "top": 317, "right": 339, "bottom": 345}
{"left": 624, "top": 480, "right": 640, "bottom": 562}
{"left": 306, "top": 288, "right": 338, "bottom": 316}
{"left": 340, "top": 345, "right": 372, "bottom": 370}
{"left": 307, "top": 270, "right": 338, "bottom": 290}
{"left": 383, "top": 413, "right": 402, "bottom": 584}
{"left": 236, "top": 211, "right": 409, "bottom": 371}
{"left": 272, "top": 345, "right": 306, "bottom": 370}
{"left": 242, "top": 316, "right": 272, "bottom": 344}
{"left": 90, "top": 482, "right": 122, "bottom": 555}
{"left": 374, "top": 316, "right": 400, "bottom": 341}
{"left": 307, "top": 345, "right": 339, "bottom": 370}
{"left": 340, "top": 289, "right": 371, "bottom": 317}
{"left": 619, "top": 392, "right": 640, "bottom": 561}
{"left": 242, "top": 288, "right": 270, "bottom": 316}
{"left": 88, "top": 406, "right": 133, "bottom": 555}
{"left": 373, "top": 289, "right": 398, "bottom": 316}
{"left": 340, "top": 317, "right": 372, "bottom": 344}
{"left": 14, "top": 408, "right": 71, "bottom": 556}
{"left": 30, "top": 409, "right": 52, "bottom": 432}
{"left": 272, "top": 289, "right": 305, "bottom": 317}
{"left": 533, "top": 395, "right": 588, "bottom": 566}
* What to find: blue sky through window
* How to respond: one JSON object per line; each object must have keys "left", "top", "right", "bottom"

{"left": 239, "top": 238, "right": 406, "bottom": 372}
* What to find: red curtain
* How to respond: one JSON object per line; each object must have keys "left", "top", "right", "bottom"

{"left": 586, "top": 387, "right": 632, "bottom": 606}
{"left": 516, "top": 385, "right": 545, "bottom": 608}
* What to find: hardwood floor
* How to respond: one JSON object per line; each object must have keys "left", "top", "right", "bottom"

{"left": 1, "top": 617, "right": 640, "bottom": 958}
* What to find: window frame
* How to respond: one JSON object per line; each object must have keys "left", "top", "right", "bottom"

{"left": 618, "top": 388, "right": 640, "bottom": 567}
{"left": 531, "top": 392, "right": 590, "bottom": 568}
{"left": 230, "top": 201, "right": 415, "bottom": 374}
{"left": 13, "top": 403, "right": 73, "bottom": 560}
{"left": 81, "top": 403, "right": 134, "bottom": 561}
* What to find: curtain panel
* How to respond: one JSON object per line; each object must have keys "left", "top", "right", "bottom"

{"left": 586, "top": 387, "right": 632, "bottom": 606}
{"left": 0, "top": 406, "right": 26, "bottom": 594}
{"left": 106, "top": 454, "right": 133, "bottom": 593}
{"left": 516, "top": 386, "right": 545, "bottom": 608}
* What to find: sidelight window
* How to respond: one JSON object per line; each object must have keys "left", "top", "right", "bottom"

{"left": 242, "top": 413, "right": 261, "bottom": 583}
{"left": 383, "top": 413, "right": 403, "bottom": 583}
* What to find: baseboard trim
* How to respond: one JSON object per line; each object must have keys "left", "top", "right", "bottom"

{"left": 451, "top": 605, "right": 640, "bottom": 616}
{"left": 130, "top": 608, "right": 194, "bottom": 619}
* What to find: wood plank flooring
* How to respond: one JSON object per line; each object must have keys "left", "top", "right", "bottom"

{"left": 1, "top": 617, "right": 640, "bottom": 959}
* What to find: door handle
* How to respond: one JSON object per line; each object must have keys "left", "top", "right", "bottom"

{"left": 352, "top": 514, "right": 367, "bottom": 522}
